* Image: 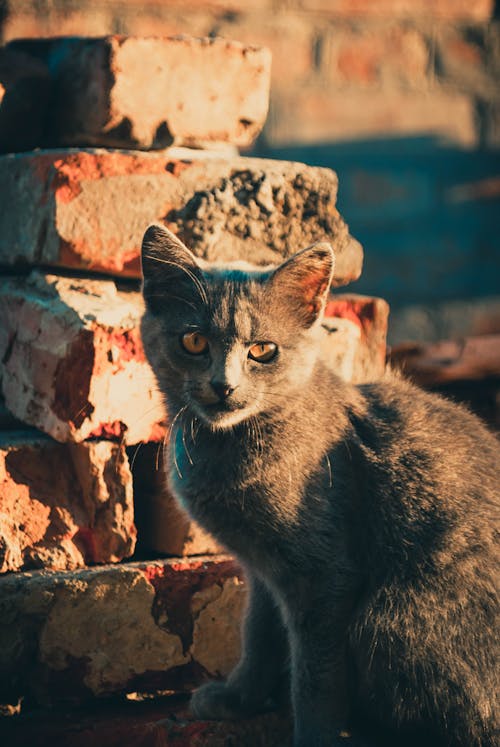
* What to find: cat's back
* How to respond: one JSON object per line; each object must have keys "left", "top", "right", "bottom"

{"left": 351, "top": 370, "right": 498, "bottom": 497}
{"left": 342, "top": 370, "right": 499, "bottom": 578}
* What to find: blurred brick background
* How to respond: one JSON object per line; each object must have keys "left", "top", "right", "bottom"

{"left": 1, "top": 0, "right": 499, "bottom": 327}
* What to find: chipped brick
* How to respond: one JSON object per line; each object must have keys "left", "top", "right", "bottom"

{"left": 0, "top": 148, "right": 363, "bottom": 286}
{"left": 0, "top": 432, "right": 135, "bottom": 573}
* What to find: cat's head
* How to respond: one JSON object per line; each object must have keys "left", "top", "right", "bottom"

{"left": 141, "top": 224, "right": 334, "bottom": 430}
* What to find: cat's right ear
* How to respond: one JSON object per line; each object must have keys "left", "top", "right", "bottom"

{"left": 141, "top": 224, "right": 205, "bottom": 314}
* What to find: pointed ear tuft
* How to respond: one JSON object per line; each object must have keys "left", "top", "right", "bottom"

{"left": 141, "top": 224, "right": 205, "bottom": 313}
{"left": 270, "top": 242, "right": 335, "bottom": 327}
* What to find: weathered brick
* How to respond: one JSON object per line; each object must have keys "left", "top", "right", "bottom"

{"left": 0, "top": 47, "right": 50, "bottom": 154}
{"left": 0, "top": 272, "right": 166, "bottom": 444}
{"left": 0, "top": 276, "right": 386, "bottom": 444}
{"left": 0, "top": 432, "right": 135, "bottom": 573}
{"left": 0, "top": 148, "right": 363, "bottom": 286}
{"left": 6, "top": 35, "right": 271, "bottom": 150}
{"left": 268, "top": 88, "right": 477, "bottom": 147}
{"left": 0, "top": 556, "right": 245, "bottom": 704}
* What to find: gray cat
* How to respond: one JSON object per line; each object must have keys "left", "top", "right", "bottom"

{"left": 140, "top": 224, "right": 499, "bottom": 747}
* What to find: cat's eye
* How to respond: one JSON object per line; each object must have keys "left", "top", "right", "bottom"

{"left": 181, "top": 331, "right": 209, "bottom": 355}
{"left": 248, "top": 342, "right": 277, "bottom": 363}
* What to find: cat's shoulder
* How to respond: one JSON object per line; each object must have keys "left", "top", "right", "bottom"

{"left": 351, "top": 368, "right": 499, "bottom": 454}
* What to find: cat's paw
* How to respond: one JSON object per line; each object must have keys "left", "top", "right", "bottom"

{"left": 190, "top": 680, "right": 275, "bottom": 721}
{"left": 190, "top": 681, "right": 247, "bottom": 721}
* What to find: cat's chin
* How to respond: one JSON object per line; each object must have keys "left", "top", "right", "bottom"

{"left": 195, "top": 403, "right": 254, "bottom": 431}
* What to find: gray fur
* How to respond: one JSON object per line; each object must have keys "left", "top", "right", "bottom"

{"left": 141, "top": 224, "right": 499, "bottom": 747}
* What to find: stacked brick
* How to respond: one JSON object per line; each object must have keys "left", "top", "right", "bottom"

{"left": 0, "top": 34, "right": 389, "bottom": 723}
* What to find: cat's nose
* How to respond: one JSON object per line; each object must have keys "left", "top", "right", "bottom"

{"left": 210, "top": 381, "right": 236, "bottom": 401}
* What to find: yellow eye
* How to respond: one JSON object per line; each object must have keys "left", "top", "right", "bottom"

{"left": 181, "top": 331, "right": 209, "bottom": 355}
{"left": 248, "top": 342, "right": 277, "bottom": 363}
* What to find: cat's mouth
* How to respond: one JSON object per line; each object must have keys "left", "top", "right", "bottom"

{"left": 194, "top": 399, "right": 252, "bottom": 429}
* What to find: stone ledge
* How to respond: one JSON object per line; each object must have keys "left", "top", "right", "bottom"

{"left": 0, "top": 555, "right": 245, "bottom": 706}
{"left": 0, "top": 148, "right": 363, "bottom": 285}
{"left": 5, "top": 35, "right": 271, "bottom": 150}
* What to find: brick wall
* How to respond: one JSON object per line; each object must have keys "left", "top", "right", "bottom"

{"left": 1, "top": 0, "right": 498, "bottom": 313}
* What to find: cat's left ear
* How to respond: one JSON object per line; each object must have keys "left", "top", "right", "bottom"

{"left": 141, "top": 224, "right": 205, "bottom": 314}
{"left": 269, "top": 242, "right": 335, "bottom": 327}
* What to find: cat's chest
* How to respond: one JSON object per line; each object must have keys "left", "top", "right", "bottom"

{"left": 167, "top": 423, "right": 304, "bottom": 552}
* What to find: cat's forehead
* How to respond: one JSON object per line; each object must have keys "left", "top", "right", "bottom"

{"left": 205, "top": 275, "right": 268, "bottom": 339}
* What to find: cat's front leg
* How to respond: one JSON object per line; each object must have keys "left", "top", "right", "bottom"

{"left": 286, "top": 588, "right": 361, "bottom": 747}
{"left": 191, "top": 573, "right": 289, "bottom": 720}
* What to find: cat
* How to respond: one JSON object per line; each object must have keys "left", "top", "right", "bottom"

{"left": 140, "top": 223, "right": 499, "bottom": 747}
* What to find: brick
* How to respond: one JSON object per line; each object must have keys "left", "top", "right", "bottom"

{"left": 0, "top": 272, "right": 166, "bottom": 444}
{"left": 0, "top": 278, "right": 385, "bottom": 445}
{"left": 6, "top": 35, "right": 271, "bottom": 150}
{"left": 0, "top": 433, "right": 135, "bottom": 573}
{"left": 0, "top": 47, "right": 50, "bottom": 154}
{"left": 298, "top": 0, "right": 494, "bottom": 22}
{"left": 0, "top": 556, "right": 245, "bottom": 704}
{"left": 214, "top": 13, "right": 314, "bottom": 84}
{"left": 132, "top": 444, "right": 223, "bottom": 557}
{"left": 0, "top": 694, "right": 292, "bottom": 747}
{"left": 435, "top": 28, "right": 497, "bottom": 100}
{"left": 388, "top": 297, "right": 500, "bottom": 345}
{"left": 0, "top": 148, "right": 363, "bottom": 287}
{"left": 390, "top": 334, "right": 500, "bottom": 387}
{"left": 324, "top": 294, "right": 389, "bottom": 383}
{"left": 267, "top": 88, "right": 477, "bottom": 147}
{"left": 324, "top": 24, "right": 429, "bottom": 89}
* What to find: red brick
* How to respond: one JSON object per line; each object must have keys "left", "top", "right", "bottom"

{"left": 298, "top": 0, "right": 494, "bottom": 22}
{"left": 0, "top": 555, "right": 246, "bottom": 703}
{"left": 0, "top": 434, "right": 135, "bottom": 573}
{"left": 0, "top": 149, "right": 363, "bottom": 286}
{"left": 325, "top": 294, "right": 389, "bottom": 383}
{"left": 267, "top": 88, "right": 477, "bottom": 147}
{"left": 435, "top": 29, "right": 496, "bottom": 100}
{"left": 324, "top": 24, "right": 429, "bottom": 89}
{"left": 7, "top": 35, "right": 271, "bottom": 150}
{"left": 0, "top": 273, "right": 166, "bottom": 444}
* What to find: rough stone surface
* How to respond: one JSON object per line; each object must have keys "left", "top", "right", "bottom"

{"left": 0, "top": 148, "right": 363, "bottom": 286}
{"left": 0, "top": 276, "right": 386, "bottom": 444}
{"left": 0, "top": 556, "right": 245, "bottom": 705}
{"left": 0, "top": 432, "right": 136, "bottom": 573}
{"left": 0, "top": 47, "right": 50, "bottom": 154}
{"left": 6, "top": 35, "right": 271, "bottom": 150}
{"left": 0, "top": 272, "right": 166, "bottom": 444}
{"left": 0, "top": 694, "right": 292, "bottom": 747}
